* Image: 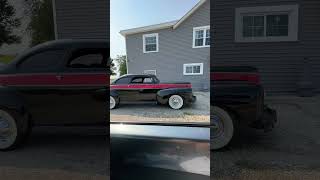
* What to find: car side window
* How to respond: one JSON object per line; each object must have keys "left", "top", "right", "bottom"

{"left": 68, "top": 49, "right": 107, "bottom": 68}
{"left": 115, "top": 77, "right": 130, "bottom": 84}
{"left": 131, "top": 77, "right": 143, "bottom": 84}
{"left": 143, "top": 77, "right": 153, "bottom": 84}
{"left": 18, "top": 50, "right": 65, "bottom": 72}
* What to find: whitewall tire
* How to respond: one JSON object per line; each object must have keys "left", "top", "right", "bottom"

{"left": 110, "top": 96, "right": 117, "bottom": 110}
{"left": 168, "top": 95, "right": 184, "bottom": 110}
{"left": 0, "top": 109, "right": 20, "bottom": 151}
{"left": 211, "top": 106, "right": 234, "bottom": 150}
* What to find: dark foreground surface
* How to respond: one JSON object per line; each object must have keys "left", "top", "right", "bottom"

{"left": 211, "top": 96, "right": 320, "bottom": 179}
{"left": 0, "top": 126, "right": 108, "bottom": 180}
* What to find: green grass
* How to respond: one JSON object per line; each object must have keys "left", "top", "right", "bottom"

{"left": 183, "top": 112, "right": 195, "bottom": 116}
{"left": 0, "top": 55, "right": 15, "bottom": 64}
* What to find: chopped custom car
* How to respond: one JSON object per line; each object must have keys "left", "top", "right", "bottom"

{"left": 211, "top": 66, "right": 277, "bottom": 150}
{"left": 110, "top": 74, "right": 196, "bottom": 110}
{"left": 0, "top": 40, "right": 108, "bottom": 150}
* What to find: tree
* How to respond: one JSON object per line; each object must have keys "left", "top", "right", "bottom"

{"left": 28, "top": 0, "right": 55, "bottom": 46}
{"left": 0, "top": 0, "right": 21, "bottom": 47}
{"left": 110, "top": 58, "right": 116, "bottom": 75}
{"left": 114, "top": 55, "right": 127, "bottom": 76}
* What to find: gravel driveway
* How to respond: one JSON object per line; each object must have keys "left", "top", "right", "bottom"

{"left": 211, "top": 95, "right": 320, "bottom": 179}
{"left": 111, "top": 92, "right": 210, "bottom": 123}
{"left": 0, "top": 127, "right": 109, "bottom": 180}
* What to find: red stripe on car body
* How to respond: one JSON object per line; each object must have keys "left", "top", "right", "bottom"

{"left": 211, "top": 72, "right": 260, "bottom": 85}
{"left": 0, "top": 73, "right": 109, "bottom": 86}
{"left": 111, "top": 84, "right": 191, "bottom": 89}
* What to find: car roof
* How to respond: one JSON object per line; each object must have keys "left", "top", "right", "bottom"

{"left": 119, "top": 74, "right": 156, "bottom": 78}
{"left": 30, "top": 39, "right": 108, "bottom": 51}
{"left": 10, "top": 39, "right": 109, "bottom": 66}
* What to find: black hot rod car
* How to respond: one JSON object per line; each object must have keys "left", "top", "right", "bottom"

{"left": 110, "top": 74, "right": 196, "bottom": 110}
{"left": 211, "top": 66, "right": 277, "bottom": 150}
{"left": 0, "top": 40, "right": 108, "bottom": 150}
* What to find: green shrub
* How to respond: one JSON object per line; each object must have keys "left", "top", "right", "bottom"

{"left": 0, "top": 55, "right": 15, "bottom": 64}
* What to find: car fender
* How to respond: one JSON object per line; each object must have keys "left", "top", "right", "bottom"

{"left": 157, "top": 88, "right": 192, "bottom": 104}
{"left": 0, "top": 86, "right": 27, "bottom": 115}
{"left": 110, "top": 89, "right": 120, "bottom": 100}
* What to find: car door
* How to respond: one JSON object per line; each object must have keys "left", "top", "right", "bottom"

{"left": 134, "top": 77, "right": 157, "bottom": 101}
{"left": 112, "top": 76, "right": 137, "bottom": 102}
{"left": 128, "top": 77, "right": 146, "bottom": 101}
{"left": 5, "top": 49, "right": 66, "bottom": 125}
{"left": 57, "top": 48, "right": 108, "bottom": 125}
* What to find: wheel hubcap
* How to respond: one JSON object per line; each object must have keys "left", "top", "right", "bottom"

{"left": 169, "top": 95, "right": 183, "bottom": 109}
{"left": 110, "top": 96, "right": 115, "bottom": 109}
{"left": 0, "top": 110, "right": 17, "bottom": 149}
{"left": 211, "top": 114, "right": 224, "bottom": 138}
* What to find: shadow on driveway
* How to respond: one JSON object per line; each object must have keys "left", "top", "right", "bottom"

{"left": 0, "top": 126, "right": 109, "bottom": 180}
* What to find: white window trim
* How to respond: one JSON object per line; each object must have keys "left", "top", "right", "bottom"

{"left": 143, "top": 33, "right": 159, "bottom": 53}
{"left": 193, "top": 26, "right": 210, "bottom": 48}
{"left": 183, "top": 63, "right": 203, "bottom": 75}
{"left": 144, "top": 70, "right": 156, "bottom": 75}
{"left": 235, "top": 5, "right": 299, "bottom": 42}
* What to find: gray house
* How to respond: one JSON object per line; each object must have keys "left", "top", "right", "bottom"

{"left": 213, "top": 0, "right": 320, "bottom": 95}
{"left": 52, "top": 0, "right": 109, "bottom": 41}
{"left": 120, "top": 0, "right": 210, "bottom": 91}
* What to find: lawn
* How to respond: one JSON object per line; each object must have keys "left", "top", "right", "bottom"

{"left": 0, "top": 55, "right": 15, "bottom": 64}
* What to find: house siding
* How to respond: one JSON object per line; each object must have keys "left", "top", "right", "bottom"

{"left": 212, "top": 0, "right": 320, "bottom": 94}
{"left": 125, "top": 0, "right": 210, "bottom": 91}
{"left": 54, "top": 0, "right": 109, "bottom": 40}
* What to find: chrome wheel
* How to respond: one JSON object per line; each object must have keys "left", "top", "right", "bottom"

{"left": 211, "top": 114, "right": 224, "bottom": 138}
{"left": 169, "top": 95, "right": 184, "bottom": 110}
{"left": 211, "top": 106, "right": 234, "bottom": 150}
{"left": 110, "top": 96, "right": 116, "bottom": 109}
{"left": 0, "top": 110, "right": 18, "bottom": 150}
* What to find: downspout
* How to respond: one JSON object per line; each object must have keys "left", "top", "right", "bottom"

{"left": 52, "top": 0, "right": 58, "bottom": 39}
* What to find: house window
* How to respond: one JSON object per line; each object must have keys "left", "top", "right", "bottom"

{"left": 193, "top": 26, "right": 210, "bottom": 48}
{"left": 235, "top": 5, "right": 299, "bottom": 42}
{"left": 266, "top": 15, "right": 289, "bottom": 36}
{"left": 143, "top": 33, "right": 159, "bottom": 53}
{"left": 243, "top": 16, "right": 265, "bottom": 37}
{"left": 144, "top": 70, "right": 156, "bottom": 75}
{"left": 183, "top": 63, "right": 203, "bottom": 75}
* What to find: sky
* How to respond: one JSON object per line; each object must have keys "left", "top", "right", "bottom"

{"left": 110, "top": 0, "right": 200, "bottom": 58}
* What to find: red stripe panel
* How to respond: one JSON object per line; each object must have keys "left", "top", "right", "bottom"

{"left": 0, "top": 73, "right": 109, "bottom": 86}
{"left": 5, "top": 74, "right": 59, "bottom": 85}
{"left": 62, "top": 73, "right": 108, "bottom": 85}
{"left": 111, "top": 84, "right": 191, "bottom": 89}
{"left": 211, "top": 72, "right": 260, "bottom": 85}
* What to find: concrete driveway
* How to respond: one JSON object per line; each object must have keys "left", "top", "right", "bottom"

{"left": 211, "top": 95, "right": 320, "bottom": 179}
{"left": 110, "top": 92, "right": 210, "bottom": 123}
{"left": 0, "top": 127, "right": 109, "bottom": 180}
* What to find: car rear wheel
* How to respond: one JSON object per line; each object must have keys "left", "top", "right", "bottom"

{"left": 0, "top": 109, "right": 25, "bottom": 151}
{"left": 110, "top": 96, "right": 119, "bottom": 110}
{"left": 211, "top": 106, "right": 234, "bottom": 150}
{"left": 168, "top": 95, "right": 184, "bottom": 110}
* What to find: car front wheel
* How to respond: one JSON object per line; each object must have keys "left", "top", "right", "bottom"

{"left": 168, "top": 95, "right": 184, "bottom": 110}
{"left": 0, "top": 109, "right": 25, "bottom": 151}
{"left": 110, "top": 96, "right": 119, "bottom": 110}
